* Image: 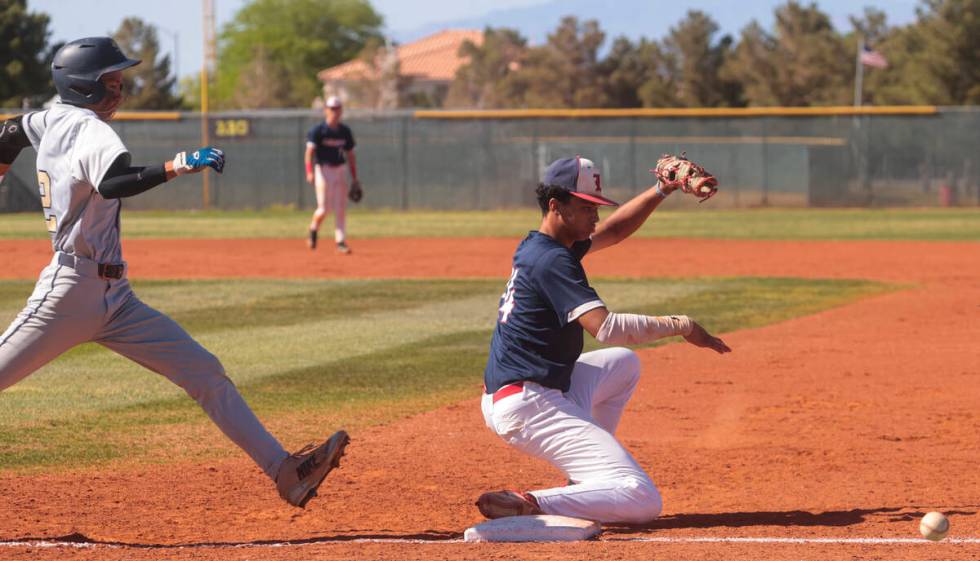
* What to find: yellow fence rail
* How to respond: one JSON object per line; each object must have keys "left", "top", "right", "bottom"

{"left": 414, "top": 106, "right": 939, "bottom": 119}
{"left": 0, "top": 111, "right": 182, "bottom": 121}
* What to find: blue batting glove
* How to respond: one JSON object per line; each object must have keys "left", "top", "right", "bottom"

{"left": 173, "top": 146, "right": 225, "bottom": 175}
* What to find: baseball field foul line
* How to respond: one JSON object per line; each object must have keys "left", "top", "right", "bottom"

{"left": 2, "top": 536, "right": 980, "bottom": 549}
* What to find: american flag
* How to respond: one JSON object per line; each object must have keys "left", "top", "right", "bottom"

{"left": 860, "top": 45, "right": 888, "bottom": 69}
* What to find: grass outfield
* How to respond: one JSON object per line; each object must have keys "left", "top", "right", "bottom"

{"left": 0, "top": 276, "right": 891, "bottom": 472}
{"left": 0, "top": 207, "right": 977, "bottom": 240}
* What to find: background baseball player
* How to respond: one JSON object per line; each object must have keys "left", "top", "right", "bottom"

{"left": 0, "top": 37, "right": 348, "bottom": 508}
{"left": 477, "top": 156, "right": 731, "bottom": 523}
{"left": 304, "top": 95, "right": 361, "bottom": 254}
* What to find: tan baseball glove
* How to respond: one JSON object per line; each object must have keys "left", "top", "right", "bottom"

{"left": 651, "top": 153, "right": 718, "bottom": 202}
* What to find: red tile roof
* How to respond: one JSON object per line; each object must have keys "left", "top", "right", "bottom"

{"left": 318, "top": 29, "right": 483, "bottom": 83}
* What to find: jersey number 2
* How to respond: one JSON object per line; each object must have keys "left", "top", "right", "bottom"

{"left": 37, "top": 170, "right": 56, "bottom": 233}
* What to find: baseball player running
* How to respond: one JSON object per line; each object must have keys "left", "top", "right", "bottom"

{"left": 0, "top": 37, "right": 348, "bottom": 508}
{"left": 477, "top": 156, "right": 731, "bottom": 523}
{"left": 304, "top": 95, "right": 360, "bottom": 254}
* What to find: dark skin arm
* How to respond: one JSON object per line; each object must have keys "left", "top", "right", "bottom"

{"left": 589, "top": 182, "right": 674, "bottom": 253}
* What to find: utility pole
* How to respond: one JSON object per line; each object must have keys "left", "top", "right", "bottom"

{"left": 201, "top": 0, "right": 216, "bottom": 209}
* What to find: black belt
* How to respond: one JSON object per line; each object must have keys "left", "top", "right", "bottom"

{"left": 97, "top": 263, "right": 125, "bottom": 279}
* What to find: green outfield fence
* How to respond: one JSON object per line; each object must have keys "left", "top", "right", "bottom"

{"left": 1, "top": 106, "right": 977, "bottom": 212}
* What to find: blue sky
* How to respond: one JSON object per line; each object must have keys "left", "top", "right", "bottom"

{"left": 29, "top": 0, "right": 917, "bottom": 81}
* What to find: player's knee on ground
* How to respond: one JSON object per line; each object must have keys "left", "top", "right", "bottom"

{"left": 614, "top": 475, "right": 663, "bottom": 524}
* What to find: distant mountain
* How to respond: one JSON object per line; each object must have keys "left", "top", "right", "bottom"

{"left": 390, "top": 0, "right": 918, "bottom": 45}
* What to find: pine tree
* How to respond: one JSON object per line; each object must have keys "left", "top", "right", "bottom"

{"left": 113, "top": 18, "right": 182, "bottom": 109}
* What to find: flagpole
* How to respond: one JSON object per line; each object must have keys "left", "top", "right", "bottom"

{"left": 853, "top": 36, "right": 864, "bottom": 107}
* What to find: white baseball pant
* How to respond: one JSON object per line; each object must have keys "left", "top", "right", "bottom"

{"left": 0, "top": 252, "right": 290, "bottom": 479}
{"left": 311, "top": 163, "right": 349, "bottom": 244}
{"left": 481, "top": 347, "right": 662, "bottom": 523}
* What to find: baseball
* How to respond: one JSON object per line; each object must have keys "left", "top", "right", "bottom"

{"left": 919, "top": 511, "right": 949, "bottom": 541}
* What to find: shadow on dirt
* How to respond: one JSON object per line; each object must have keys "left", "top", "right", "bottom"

{"left": 2, "top": 530, "right": 463, "bottom": 549}
{"left": 603, "top": 506, "right": 978, "bottom": 534}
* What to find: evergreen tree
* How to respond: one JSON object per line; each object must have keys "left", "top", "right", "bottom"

{"left": 868, "top": 0, "right": 980, "bottom": 104}
{"left": 508, "top": 16, "right": 607, "bottom": 108}
{"left": 113, "top": 18, "right": 182, "bottom": 109}
{"left": 0, "top": 0, "right": 56, "bottom": 107}
{"left": 447, "top": 27, "right": 527, "bottom": 108}
{"left": 600, "top": 37, "right": 676, "bottom": 108}
{"left": 725, "top": 1, "right": 850, "bottom": 106}
{"left": 663, "top": 10, "right": 742, "bottom": 107}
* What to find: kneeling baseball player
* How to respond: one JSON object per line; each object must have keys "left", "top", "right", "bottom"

{"left": 477, "top": 155, "right": 731, "bottom": 523}
{"left": 0, "top": 37, "right": 347, "bottom": 508}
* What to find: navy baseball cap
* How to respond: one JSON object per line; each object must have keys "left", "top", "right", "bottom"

{"left": 542, "top": 156, "right": 619, "bottom": 206}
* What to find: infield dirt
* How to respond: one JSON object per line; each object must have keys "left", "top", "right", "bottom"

{"left": 0, "top": 237, "right": 977, "bottom": 560}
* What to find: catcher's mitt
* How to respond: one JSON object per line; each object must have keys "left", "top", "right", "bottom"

{"left": 651, "top": 153, "right": 718, "bottom": 202}
{"left": 348, "top": 179, "right": 363, "bottom": 203}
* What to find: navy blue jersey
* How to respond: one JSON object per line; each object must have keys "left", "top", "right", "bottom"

{"left": 306, "top": 122, "right": 355, "bottom": 166}
{"left": 483, "top": 232, "right": 604, "bottom": 394}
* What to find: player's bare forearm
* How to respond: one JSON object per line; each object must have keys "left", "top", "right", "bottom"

{"left": 304, "top": 146, "right": 315, "bottom": 183}
{"left": 0, "top": 163, "right": 9, "bottom": 177}
{"left": 589, "top": 184, "right": 667, "bottom": 253}
{"left": 347, "top": 150, "right": 358, "bottom": 180}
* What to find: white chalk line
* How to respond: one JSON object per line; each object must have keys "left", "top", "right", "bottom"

{"left": 2, "top": 536, "right": 980, "bottom": 549}
{"left": 607, "top": 536, "right": 980, "bottom": 544}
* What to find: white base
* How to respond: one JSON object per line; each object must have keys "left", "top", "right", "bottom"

{"left": 464, "top": 515, "right": 601, "bottom": 543}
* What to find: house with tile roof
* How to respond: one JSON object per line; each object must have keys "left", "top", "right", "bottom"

{"left": 317, "top": 29, "right": 483, "bottom": 108}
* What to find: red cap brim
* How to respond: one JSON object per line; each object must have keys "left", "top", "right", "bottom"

{"left": 570, "top": 191, "right": 619, "bottom": 206}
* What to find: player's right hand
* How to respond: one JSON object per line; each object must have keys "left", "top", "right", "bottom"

{"left": 683, "top": 322, "right": 732, "bottom": 354}
{"left": 173, "top": 147, "right": 225, "bottom": 175}
{"left": 306, "top": 172, "right": 314, "bottom": 184}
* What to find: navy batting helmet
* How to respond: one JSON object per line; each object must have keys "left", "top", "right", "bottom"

{"left": 52, "top": 37, "right": 141, "bottom": 105}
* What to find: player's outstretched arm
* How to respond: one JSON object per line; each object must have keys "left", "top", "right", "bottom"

{"left": 590, "top": 154, "right": 718, "bottom": 254}
{"left": 589, "top": 183, "right": 670, "bottom": 253}
{"left": 98, "top": 147, "right": 225, "bottom": 199}
{"left": 578, "top": 306, "right": 731, "bottom": 353}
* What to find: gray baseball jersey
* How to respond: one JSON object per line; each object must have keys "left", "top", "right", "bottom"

{"left": 22, "top": 104, "right": 126, "bottom": 263}
{"left": 0, "top": 104, "right": 288, "bottom": 479}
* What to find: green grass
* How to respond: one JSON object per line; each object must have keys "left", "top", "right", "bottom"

{"left": 1, "top": 207, "right": 977, "bottom": 240}
{"left": 0, "top": 276, "right": 892, "bottom": 472}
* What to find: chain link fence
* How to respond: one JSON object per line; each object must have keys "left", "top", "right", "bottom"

{"left": 2, "top": 107, "right": 977, "bottom": 212}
